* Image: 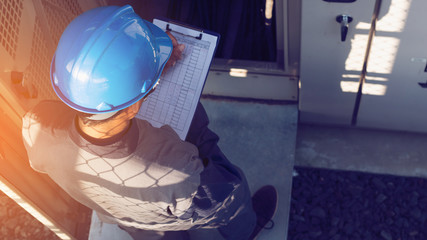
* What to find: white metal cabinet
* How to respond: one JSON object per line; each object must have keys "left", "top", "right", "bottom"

{"left": 357, "top": 0, "right": 427, "bottom": 133}
{"left": 299, "top": 0, "right": 375, "bottom": 125}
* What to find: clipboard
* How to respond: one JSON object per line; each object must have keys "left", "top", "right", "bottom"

{"left": 136, "top": 18, "right": 220, "bottom": 140}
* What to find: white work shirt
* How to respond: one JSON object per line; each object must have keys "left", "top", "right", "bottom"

{"left": 22, "top": 101, "right": 205, "bottom": 231}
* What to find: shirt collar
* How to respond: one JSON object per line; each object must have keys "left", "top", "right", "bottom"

{"left": 69, "top": 117, "right": 139, "bottom": 159}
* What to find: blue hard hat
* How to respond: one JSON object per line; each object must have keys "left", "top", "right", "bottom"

{"left": 50, "top": 5, "right": 172, "bottom": 114}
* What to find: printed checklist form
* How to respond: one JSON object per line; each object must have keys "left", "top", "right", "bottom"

{"left": 136, "top": 19, "right": 219, "bottom": 140}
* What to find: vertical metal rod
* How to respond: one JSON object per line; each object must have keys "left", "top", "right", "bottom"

{"left": 32, "top": 0, "right": 56, "bottom": 48}
{"left": 351, "top": 0, "right": 382, "bottom": 126}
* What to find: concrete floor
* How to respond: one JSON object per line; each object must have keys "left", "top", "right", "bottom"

{"left": 89, "top": 98, "right": 298, "bottom": 240}
{"left": 295, "top": 123, "right": 427, "bottom": 178}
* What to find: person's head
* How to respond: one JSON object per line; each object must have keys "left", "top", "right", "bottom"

{"left": 50, "top": 5, "right": 172, "bottom": 121}
{"left": 75, "top": 96, "right": 144, "bottom": 130}
{"left": 74, "top": 83, "right": 158, "bottom": 129}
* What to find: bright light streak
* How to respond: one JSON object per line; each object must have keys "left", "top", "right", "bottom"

{"left": 265, "top": 0, "right": 274, "bottom": 20}
{"left": 342, "top": 74, "right": 388, "bottom": 82}
{"left": 367, "top": 36, "right": 400, "bottom": 74}
{"left": 341, "top": 74, "right": 361, "bottom": 80}
{"left": 355, "top": 22, "right": 371, "bottom": 30}
{"left": 365, "top": 76, "right": 389, "bottom": 82}
{"left": 341, "top": 74, "right": 389, "bottom": 96}
{"left": 355, "top": 0, "right": 411, "bottom": 32}
{"left": 340, "top": 81, "right": 359, "bottom": 93}
{"left": 229, "top": 68, "right": 248, "bottom": 78}
{"left": 362, "top": 82, "right": 387, "bottom": 96}
{"left": 345, "top": 35, "right": 400, "bottom": 75}
{"left": 340, "top": 81, "right": 387, "bottom": 96}
{"left": 346, "top": 0, "right": 410, "bottom": 75}
{"left": 345, "top": 34, "right": 369, "bottom": 72}
{"left": 0, "top": 181, "right": 72, "bottom": 240}
{"left": 376, "top": 0, "right": 411, "bottom": 32}
{"left": 343, "top": 1, "right": 410, "bottom": 97}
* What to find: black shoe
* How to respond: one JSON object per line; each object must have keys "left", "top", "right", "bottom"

{"left": 249, "top": 185, "right": 278, "bottom": 240}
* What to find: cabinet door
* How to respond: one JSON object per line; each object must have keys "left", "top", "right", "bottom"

{"left": 299, "top": 0, "right": 375, "bottom": 125}
{"left": 357, "top": 1, "right": 427, "bottom": 132}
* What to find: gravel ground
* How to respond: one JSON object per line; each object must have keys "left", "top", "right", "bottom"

{"left": 288, "top": 166, "right": 427, "bottom": 240}
{"left": 0, "top": 193, "right": 59, "bottom": 240}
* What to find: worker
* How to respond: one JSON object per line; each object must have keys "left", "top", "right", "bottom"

{"left": 22, "top": 5, "right": 277, "bottom": 240}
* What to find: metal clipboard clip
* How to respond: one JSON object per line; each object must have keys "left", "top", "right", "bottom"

{"left": 166, "top": 22, "right": 203, "bottom": 40}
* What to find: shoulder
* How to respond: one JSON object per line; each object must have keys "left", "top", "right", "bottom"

{"left": 24, "top": 100, "right": 74, "bottom": 125}
{"left": 22, "top": 100, "right": 75, "bottom": 149}
{"left": 22, "top": 100, "right": 75, "bottom": 173}
{"left": 134, "top": 119, "right": 184, "bottom": 143}
{"left": 136, "top": 119, "right": 196, "bottom": 151}
{"left": 134, "top": 119, "right": 202, "bottom": 169}
{"left": 23, "top": 100, "right": 75, "bottom": 132}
